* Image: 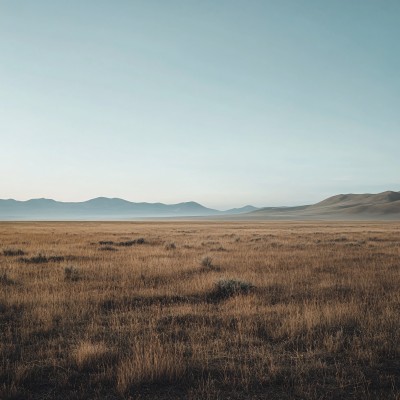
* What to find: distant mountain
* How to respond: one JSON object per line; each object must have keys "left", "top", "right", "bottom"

{"left": 245, "top": 191, "right": 400, "bottom": 220}
{"left": 1, "top": 191, "right": 399, "bottom": 220}
{"left": 0, "top": 197, "right": 259, "bottom": 220}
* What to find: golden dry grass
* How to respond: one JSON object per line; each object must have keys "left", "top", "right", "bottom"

{"left": 0, "top": 221, "right": 399, "bottom": 399}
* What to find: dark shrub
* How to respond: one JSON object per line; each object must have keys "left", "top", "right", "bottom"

{"left": 201, "top": 256, "right": 213, "bottom": 269}
{"left": 116, "top": 238, "right": 145, "bottom": 247}
{"left": 64, "top": 266, "right": 80, "bottom": 282}
{"left": 3, "top": 249, "right": 25, "bottom": 256}
{"left": 20, "top": 254, "right": 64, "bottom": 264}
{"left": 213, "top": 279, "right": 254, "bottom": 300}
{"left": 0, "top": 272, "right": 15, "bottom": 285}
{"left": 99, "top": 246, "right": 118, "bottom": 251}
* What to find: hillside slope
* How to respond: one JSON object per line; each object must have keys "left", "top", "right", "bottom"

{"left": 246, "top": 191, "right": 400, "bottom": 220}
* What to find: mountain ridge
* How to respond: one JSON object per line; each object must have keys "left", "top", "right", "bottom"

{"left": 0, "top": 197, "right": 258, "bottom": 220}
{"left": 1, "top": 191, "right": 400, "bottom": 220}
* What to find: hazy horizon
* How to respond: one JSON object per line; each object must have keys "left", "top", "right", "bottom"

{"left": 1, "top": 1, "right": 399, "bottom": 209}
{"left": 2, "top": 189, "right": 400, "bottom": 213}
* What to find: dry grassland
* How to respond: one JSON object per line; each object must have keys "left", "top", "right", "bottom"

{"left": 1, "top": 221, "right": 399, "bottom": 399}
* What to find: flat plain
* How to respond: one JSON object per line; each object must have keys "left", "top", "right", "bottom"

{"left": 1, "top": 221, "right": 399, "bottom": 399}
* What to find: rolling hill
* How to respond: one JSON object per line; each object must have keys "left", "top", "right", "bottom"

{"left": 246, "top": 191, "right": 400, "bottom": 220}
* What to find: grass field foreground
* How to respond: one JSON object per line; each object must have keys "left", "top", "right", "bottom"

{"left": 1, "top": 222, "right": 399, "bottom": 399}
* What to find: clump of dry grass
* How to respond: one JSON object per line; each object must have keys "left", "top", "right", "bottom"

{"left": 0, "top": 271, "right": 15, "bottom": 285}
{"left": 0, "top": 221, "right": 399, "bottom": 399}
{"left": 64, "top": 266, "right": 80, "bottom": 282}
{"left": 201, "top": 255, "right": 213, "bottom": 268}
{"left": 200, "top": 255, "right": 221, "bottom": 272}
{"left": 165, "top": 242, "right": 176, "bottom": 250}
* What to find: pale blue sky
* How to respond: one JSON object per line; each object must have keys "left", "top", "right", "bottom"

{"left": 1, "top": 1, "right": 399, "bottom": 209}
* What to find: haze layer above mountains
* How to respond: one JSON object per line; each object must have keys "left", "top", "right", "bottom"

{"left": 0, "top": 191, "right": 399, "bottom": 220}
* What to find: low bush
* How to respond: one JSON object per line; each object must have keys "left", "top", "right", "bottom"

{"left": 99, "top": 246, "right": 118, "bottom": 251}
{"left": 3, "top": 249, "right": 25, "bottom": 256}
{"left": 20, "top": 254, "right": 65, "bottom": 264}
{"left": 0, "top": 272, "right": 15, "bottom": 285}
{"left": 213, "top": 279, "right": 254, "bottom": 299}
{"left": 99, "top": 238, "right": 146, "bottom": 247}
{"left": 201, "top": 256, "right": 213, "bottom": 269}
{"left": 64, "top": 266, "right": 80, "bottom": 282}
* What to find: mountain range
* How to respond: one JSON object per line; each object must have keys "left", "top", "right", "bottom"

{"left": 0, "top": 191, "right": 399, "bottom": 220}
{"left": 0, "top": 197, "right": 258, "bottom": 220}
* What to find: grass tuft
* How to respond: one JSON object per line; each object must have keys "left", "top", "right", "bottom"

{"left": 165, "top": 242, "right": 176, "bottom": 250}
{"left": 64, "top": 266, "right": 80, "bottom": 282}
{"left": 201, "top": 256, "right": 213, "bottom": 268}
{"left": 0, "top": 271, "right": 16, "bottom": 285}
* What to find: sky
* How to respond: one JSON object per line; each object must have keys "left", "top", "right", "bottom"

{"left": 1, "top": 1, "right": 399, "bottom": 209}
